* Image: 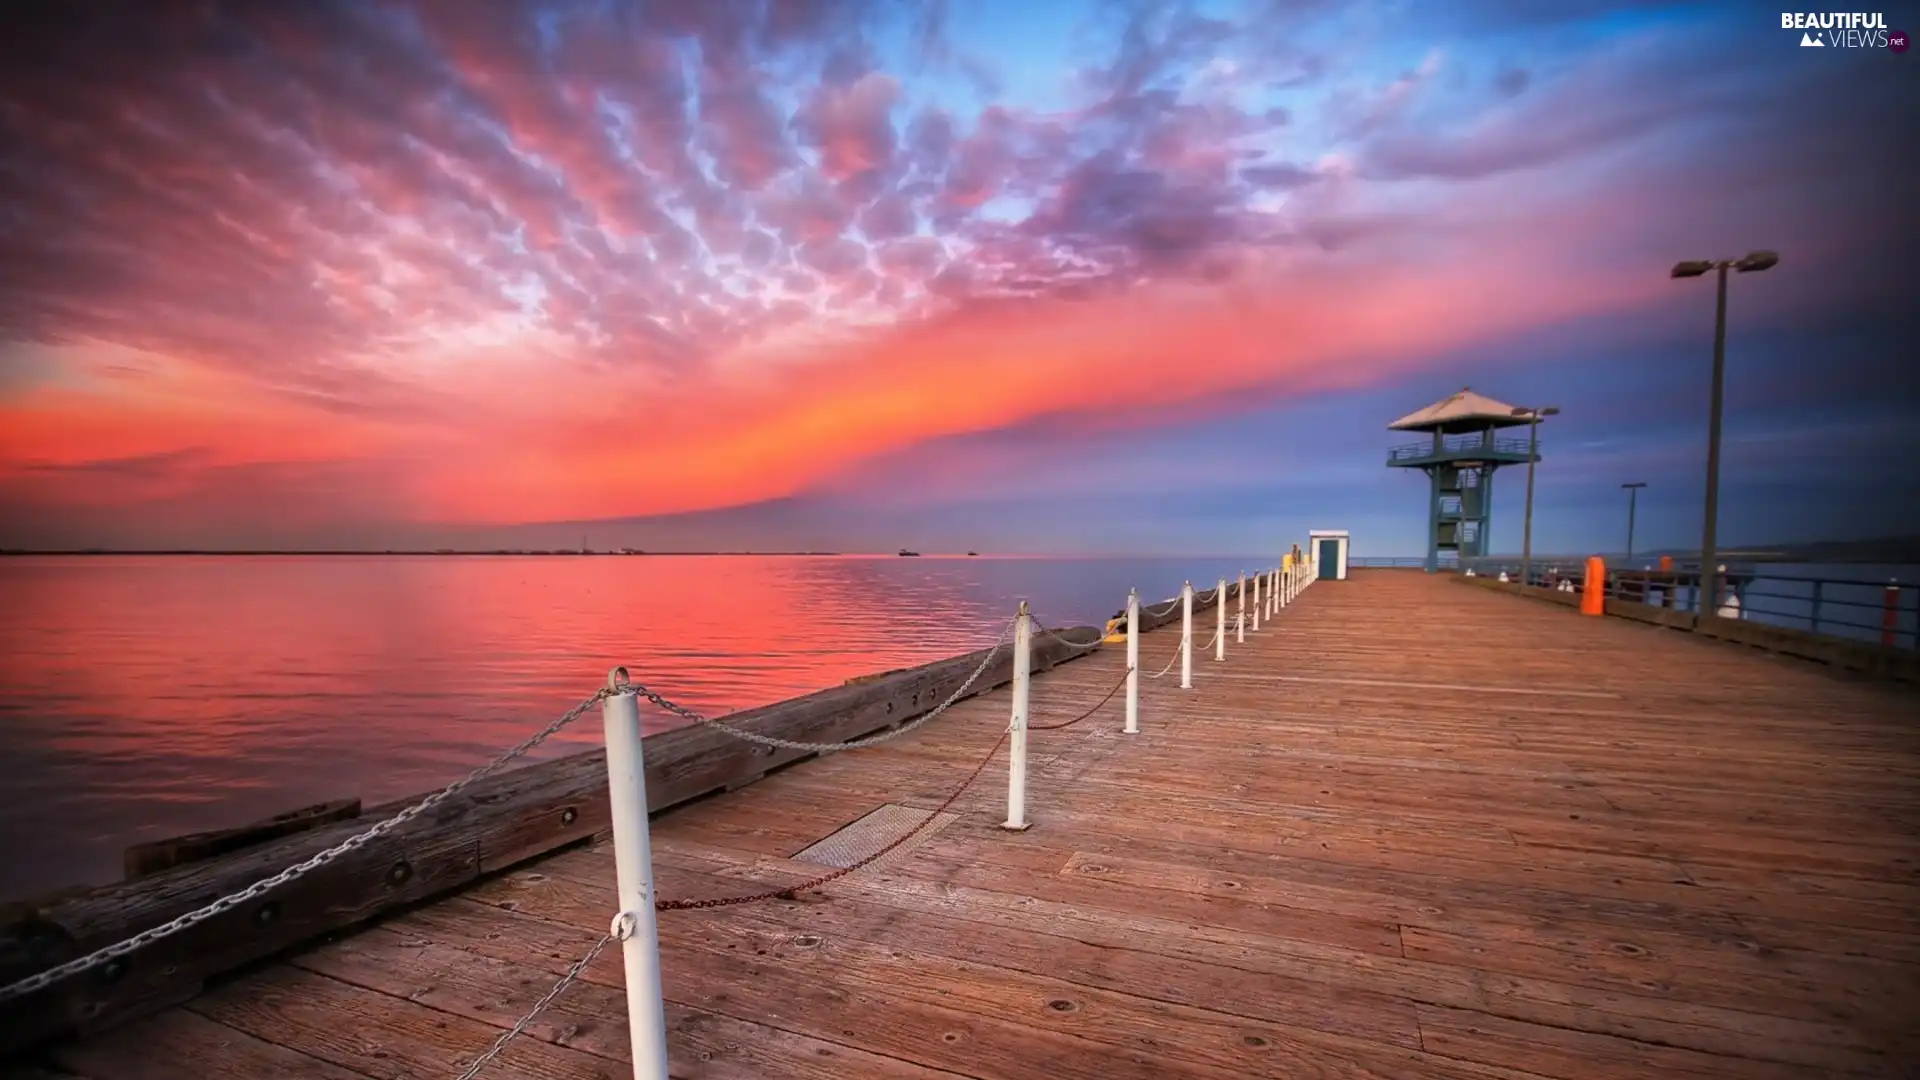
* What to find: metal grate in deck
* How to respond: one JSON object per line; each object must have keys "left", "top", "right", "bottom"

{"left": 790, "top": 802, "right": 958, "bottom": 869}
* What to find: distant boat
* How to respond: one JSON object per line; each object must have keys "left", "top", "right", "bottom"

{"left": 898, "top": 549, "right": 921, "bottom": 557}
{"left": 967, "top": 551, "right": 979, "bottom": 557}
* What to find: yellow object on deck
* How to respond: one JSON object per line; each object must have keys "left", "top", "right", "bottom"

{"left": 1102, "top": 614, "right": 1128, "bottom": 644}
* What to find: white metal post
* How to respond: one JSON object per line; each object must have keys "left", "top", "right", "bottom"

{"left": 602, "top": 670, "right": 671, "bottom": 1080}
{"left": 1251, "top": 572, "right": 1262, "bottom": 631}
{"left": 1271, "top": 568, "right": 1280, "bottom": 615}
{"left": 1179, "top": 581, "right": 1194, "bottom": 689}
{"left": 1276, "top": 566, "right": 1286, "bottom": 611}
{"left": 1123, "top": 588, "right": 1140, "bottom": 733}
{"left": 1215, "top": 578, "right": 1227, "bottom": 661}
{"left": 1236, "top": 572, "right": 1246, "bottom": 643}
{"left": 1002, "top": 601, "right": 1032, "bottom": 831}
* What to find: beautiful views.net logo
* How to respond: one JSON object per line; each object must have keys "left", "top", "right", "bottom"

{"left": 1781, "top": 11, "right": 1909, "bottom": 49}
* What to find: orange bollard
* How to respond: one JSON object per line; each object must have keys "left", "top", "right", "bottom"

{"left": 1659, "top": 554, "right": 1673, "bottom": 572}
{"left": 1581, "top": 556, "right": 1606, "bottom": 616}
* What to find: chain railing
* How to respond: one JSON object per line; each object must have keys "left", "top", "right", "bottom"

{"left": 0, "top": 687, "right": 618, "bottom": 1006}
{"left": 528, "top": 566, "right": 1318, "bottom": 1078}
{"left": 1142, "top": 638, "right": 1185, "bottom": 679}
{"left": 458, "top": 913, "right": 633, "bottom": 1079}
{"left": 458, "top": 612, "right": 1040, "bottom": 1078}
{"left": 1035, "top": 620, "right": 1106, "bottom": 651}
{"left": 655, "top": 727, "right": 1010, "bottom": 913}
{"left": 631, "top": 617, "right": 1015, "bottom": 754}
{"left": 7, "top": 557, "right": 1322, "bottom": 1079}
{"left": 469, "top": 597, "right": 1154, "bottom": 1076}
{"left": 1030, "top": 668, "right": 1132, "bottom": 731}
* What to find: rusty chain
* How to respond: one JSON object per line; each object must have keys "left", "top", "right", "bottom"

{"left": 1028, "top": 667, "right": 1131, "bottom": 730}
{"left": 1142, "top": 637, "right": 1184, "bottom": 679}
{"left": 654, "top": 729, "right": 1010, "bottom": 911}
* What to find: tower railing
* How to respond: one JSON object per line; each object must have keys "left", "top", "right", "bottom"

{"left": 1388, "top": 435, "right": 1533, "bottom": 463}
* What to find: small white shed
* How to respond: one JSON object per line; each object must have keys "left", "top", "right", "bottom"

{"left": 1309, "top": 529, "right": 1350, "bottom": 581}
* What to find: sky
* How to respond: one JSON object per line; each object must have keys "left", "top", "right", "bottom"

{"left": 0, "top": 0, "right": 1914, "bottom": 556}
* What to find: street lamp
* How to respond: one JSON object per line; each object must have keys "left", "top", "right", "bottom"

{"left": 1510, "top": 404, "right": 1560, "bottom": 587}
{"left": 1621, "top": 482, "right": 1647, "bottom": 563}
{"left": 1671, "top": 250, "right": 1777, "bottom": 611}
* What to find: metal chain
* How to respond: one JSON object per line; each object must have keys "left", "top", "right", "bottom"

{"left": 0, "top": 688, "right": 616, "bottom": 1004}
{"left": 1143, "top": 638, "right": 1184, "bottom": 680}
{"left": 1033, "top": 620, "right": 1105, "bottom": 652}
{"left": 455, "top": 926, "right": 620, "bottom": 1079}
{"left": 1144, "top": 598, "right": 1180, "bottom": 616}
{"left": 656, "top": 729, "right": 1009, "bottom": 911}
{"left": 631, "top": 618, "right": 1014, "bottom": 755}
{"left": 1028, "top": 668, "right": 1131, "bottom": 730}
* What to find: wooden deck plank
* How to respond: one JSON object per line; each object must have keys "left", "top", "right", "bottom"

{"left": 418, "top": 896, "right": 1312, "bottom": 1080}
{"left": 289, "top": 924, "right": 971, "bottom": 1080}
{"left": 21, "top": 568, "right": 1920, "bottom": 1079}
{"left": 485, "top": 858, "right": 1430, "bottom": 1050}
{"left": 631, "top": 846, "right": 1891, "bottom": 1071}
{"left": 408, "top": 891, "right": 1545, "bottom": 1080}
{"left": 44, "top": 1008, "right": 377, "bottom": 1079}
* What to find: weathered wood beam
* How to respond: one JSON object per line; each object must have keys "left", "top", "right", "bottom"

{"left": 122, "top": 799, "right": 363, "bottom": 881}
{"left": 0, "top": 627, "right": 1103, "bottom": 1054}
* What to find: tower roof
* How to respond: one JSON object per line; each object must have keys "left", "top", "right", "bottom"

{"left": 1388, "top": 387, "right": 1530, "bottom": 433}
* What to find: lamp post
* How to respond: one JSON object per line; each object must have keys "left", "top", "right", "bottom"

{"left": 1510, "top": 405, "right": 1560, "bottom": 588}
{"left": 1621, "top": 482, "right": 1647, "bottom": 563}
{"left": 1671, "top": 250, "right": 1777, "bottom": 612}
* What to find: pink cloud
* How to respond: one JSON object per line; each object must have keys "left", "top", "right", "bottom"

{"left": 0, "top": 0, "right": 1903, "bottom": 547}
{"left": 796, "top": 71, "right": 901, "bottom": 183}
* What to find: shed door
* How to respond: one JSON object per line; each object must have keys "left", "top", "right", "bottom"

{"left": 1317, "top": 538, "right": 1339, "bottom": 575}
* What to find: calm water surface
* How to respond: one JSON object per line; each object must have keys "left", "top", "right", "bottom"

{"left": 0, "top": 554, "right": 1260, "bottom": 901}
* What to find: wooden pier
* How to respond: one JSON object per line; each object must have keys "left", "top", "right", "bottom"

{"left": 9, "top": 569, "right": 1920, "bottom": 1079}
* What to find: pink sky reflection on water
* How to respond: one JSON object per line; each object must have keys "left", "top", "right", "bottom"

{"left": 0, "top": 553, "right": 1242, "bottom": 900}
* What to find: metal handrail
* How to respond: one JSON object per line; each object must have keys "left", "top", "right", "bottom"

{"left": 1388, "top": 436, "right": 1533, "bottom": 462}
{"left": 1466, "top": 560, "right": 1917, "bottom": 650}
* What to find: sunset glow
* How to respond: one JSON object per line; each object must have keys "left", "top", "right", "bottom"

{"left": 1, "top": 1, "right": 1912, "bottom": 552}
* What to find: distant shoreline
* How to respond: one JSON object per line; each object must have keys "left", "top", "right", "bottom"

{"left": 3, "top": 538, "right": 1914, "bottom": 562}
{"left": 0, "top": 549, "right": 859, "bottom": 557}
